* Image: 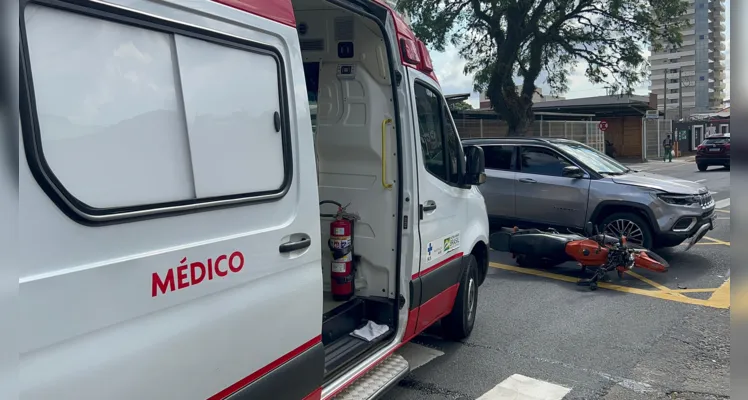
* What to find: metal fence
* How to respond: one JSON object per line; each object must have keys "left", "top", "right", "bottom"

{"left": 453, "top": 117, "right": 606, "bottom": 153}
{"left": 642, "top": 119, "right": 673, "bottom": 161}
{"left": 536, "top": 121, "right": 605, "bottom": 153}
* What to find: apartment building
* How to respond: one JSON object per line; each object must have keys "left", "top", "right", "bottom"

{"left": 648, "top": 0, "right": 727, "bottom": 119}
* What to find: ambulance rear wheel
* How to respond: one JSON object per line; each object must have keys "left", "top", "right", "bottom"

{"left": 441, "top": 255, "right": 478, "bottom": 341}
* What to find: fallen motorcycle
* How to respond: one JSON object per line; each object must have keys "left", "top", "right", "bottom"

{"left": 489, "top": 222, "right": 669, "bottom": 291}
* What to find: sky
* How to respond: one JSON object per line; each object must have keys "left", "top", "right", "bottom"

{"left": 429, "top": 1, "right": 731, "bottom": 108}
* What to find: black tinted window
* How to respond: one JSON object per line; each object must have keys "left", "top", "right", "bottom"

{"left": 704, "top": 137, "right": 730, "bottom": 145}
{"left": 414, "top": 83, "right": 446, "bottom": 179}
{"left": 483, "top": 145, "right": 514, "bottom": 170}
{"left": 414, "top": 82, "right": 464, "bottom": 185}
{"left": 520, "top": 147, "right": 572, "bottom": 177}
{"left": 443, "top": 105, "right": 464, "bottom": 184}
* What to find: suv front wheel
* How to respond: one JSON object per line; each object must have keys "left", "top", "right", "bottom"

{"left": 599, "top": 212, "right": 654, "bottom": 249}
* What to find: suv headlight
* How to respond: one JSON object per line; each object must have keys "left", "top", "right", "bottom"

{"left": 657, "top": 193, "right": 699, "bottom": 206}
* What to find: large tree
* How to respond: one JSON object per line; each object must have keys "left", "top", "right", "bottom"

{"left": 397, "top": 0, "right": 689, "bottom": 136}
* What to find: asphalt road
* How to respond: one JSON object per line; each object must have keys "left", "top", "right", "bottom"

{"left": 385, "top": 160, "right": 730, "bottom": 400}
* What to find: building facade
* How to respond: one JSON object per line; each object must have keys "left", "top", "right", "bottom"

{"left": 648, "top": 0, "right": 727, "bottom": 119}
{"left": 478, "top": 87, "right": 564, "bottom": 110}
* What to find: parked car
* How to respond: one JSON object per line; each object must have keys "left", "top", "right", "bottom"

{"left": 464, "top": 137, "right": 716, "bottom": 249}
{"left": 696, "top": 134, "right": 730, "bottom": 171}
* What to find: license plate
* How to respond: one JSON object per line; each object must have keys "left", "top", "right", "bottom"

{"left": 709, "top": 148, "right": 721, "bottom": 152}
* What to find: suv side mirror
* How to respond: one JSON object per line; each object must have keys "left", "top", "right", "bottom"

{"left": 562, "top": 165, "right": 585, "bottom": 179}
{"left": 463, "top": 145, "right": 486, "bottom": 186}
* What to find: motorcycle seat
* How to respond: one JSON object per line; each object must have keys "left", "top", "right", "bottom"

{"left": 509, "top": 234, "right": 573, "bottom": 258}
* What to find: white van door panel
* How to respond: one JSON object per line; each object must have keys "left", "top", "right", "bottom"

{"left": 19, "top": 2, "right": 322, "bottom": 399}
{"left": 406, "top": 70, "right": 467, "bottom": 336}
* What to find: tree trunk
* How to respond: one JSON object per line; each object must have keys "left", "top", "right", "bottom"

{"left": 486, "top": 76, "right": 534, "bottom": 137}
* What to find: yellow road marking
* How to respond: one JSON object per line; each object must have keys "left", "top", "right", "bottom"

{"left": 670, "top": 288, "right": 717, "bottom": 293}
{"left": 703, "top": 236, "right": 730, "bottom": 246}
{"left": 679, "top": 236, "right": 730, "bottom": 247}
{"left": 708, "top": 278, "right": 730, "bottom": 309}
{"left": 624, "top": 270, "right": 688, "bottom": 299}
{"left": 489, "top": 262, "right": 729, "bottom": 309}
{"left": 714, "top": 209, "right": 730, "bottom": 214}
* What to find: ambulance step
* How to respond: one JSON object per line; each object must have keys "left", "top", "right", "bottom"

{"left": 332, "top": 353, "right": 409, "bottom": 400}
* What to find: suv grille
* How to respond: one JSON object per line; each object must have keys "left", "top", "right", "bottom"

{"left": 697, "top": 192, "right": 715, "bottom": 209}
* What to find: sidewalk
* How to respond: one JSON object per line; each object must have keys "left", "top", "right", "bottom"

{"left": 619, "top": 155, "right": 695, "bottom": 166}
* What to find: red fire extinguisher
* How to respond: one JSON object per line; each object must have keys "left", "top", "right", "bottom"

{"left": 321, "top": 200, "right": 358, "bottom": 301}
{"left": 329, "top": 216, "right": 355, "bottom": 301}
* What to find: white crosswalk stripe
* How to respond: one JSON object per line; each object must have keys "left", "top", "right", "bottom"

{"left": 477, "top": 374, "right": 571, "bottom": 400}
{"left": 397, "top": 345, "right": 573, "bottom": 399}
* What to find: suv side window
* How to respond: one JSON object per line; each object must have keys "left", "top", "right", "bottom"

{"left": 483, "top": 145, "right": 514, "bottom": 171}
{"left": 519, "top": 146, "right": 572, "bottom": 177}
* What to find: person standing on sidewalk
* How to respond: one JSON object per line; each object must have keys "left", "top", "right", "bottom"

{"left": 662, "top": 133, "right": 674, "bottom": 162}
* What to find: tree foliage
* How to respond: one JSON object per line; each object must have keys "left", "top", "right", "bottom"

{"left": 449, "top": 100, "right": 475, "bottom": 111}
{"left": 396, "top": 0, "right": 689, "bottom": 135}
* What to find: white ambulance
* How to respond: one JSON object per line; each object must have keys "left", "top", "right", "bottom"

{"left": 16, "top": 0, "right": 489, "bottom": 398}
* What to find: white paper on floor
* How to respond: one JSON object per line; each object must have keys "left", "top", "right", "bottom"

{"left": 350, "top": 320, "right": 390, "bottom": 342}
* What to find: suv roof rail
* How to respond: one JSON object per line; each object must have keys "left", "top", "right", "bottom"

{"left": 462, "top": 137, "right": 551, "bottom": 143}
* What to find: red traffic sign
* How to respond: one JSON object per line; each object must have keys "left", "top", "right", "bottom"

{"left": 598, "top": 120, "right": 609, "bottom": 131}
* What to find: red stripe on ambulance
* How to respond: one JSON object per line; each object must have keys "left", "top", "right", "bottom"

{"left": 151, "top": 251, "right": 245, "bottom": 297}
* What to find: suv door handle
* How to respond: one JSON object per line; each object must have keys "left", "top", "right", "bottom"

{"left": 518, "top": 178, "right": 537, "bottom": 184}
{"left": 422, "top": 201, "right": 437, "bottom": 212}
{"left": 279, "top": 237, "right": 311, "bottom": 253}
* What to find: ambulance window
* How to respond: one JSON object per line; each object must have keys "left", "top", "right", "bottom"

{"left": 175, "top": 35, "right": 286, "bottom": 198}
{"left": 24, "top": 4, "right": 195, "bottom": 208}
{"left": 414, "top": 83, "right": 447, "bottom": 180}
{"left": 21, "top": 4, "right": 291, "bottom": 222}
{"left": 442, "top": 103, "right": 465, "bottom": 184}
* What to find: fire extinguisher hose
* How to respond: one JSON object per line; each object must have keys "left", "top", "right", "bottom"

{"left": 319, "top": 200, "right": 343, "bottom": 218}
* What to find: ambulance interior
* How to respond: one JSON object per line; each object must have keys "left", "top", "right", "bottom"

{"left": 293, "top": 0, "right": 403, "bottom": 378}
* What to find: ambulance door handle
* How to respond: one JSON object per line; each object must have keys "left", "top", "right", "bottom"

{"left": 279, "top": 237, "right": 311, "bottom": 253}
{"left": 422, "top": 201, "right": 437, "bottom": 212}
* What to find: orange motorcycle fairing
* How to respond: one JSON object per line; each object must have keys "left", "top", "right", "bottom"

{"left": 565, "top": 239, "right": 609, "bottom": 266}
{"left": 633, "top": 251, "right": 669, "bottom": 273}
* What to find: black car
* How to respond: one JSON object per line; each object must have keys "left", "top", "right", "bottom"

{"left": 695, "top": 134, "right": 730, "bottom": 171}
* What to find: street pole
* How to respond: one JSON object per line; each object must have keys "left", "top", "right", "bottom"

{"left": 663, "top": 69, "right": 667, "bottom": 120}
{"left": 678, "top": 67, "right": 683, "bottom": 120}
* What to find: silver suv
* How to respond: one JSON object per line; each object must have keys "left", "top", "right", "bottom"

{"left": 464, "top": 138, "right": 716, "bottom": 249}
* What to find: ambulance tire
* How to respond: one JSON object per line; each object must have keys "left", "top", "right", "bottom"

{"left": 441, "top": 255, "right": 478, "bottom": 341}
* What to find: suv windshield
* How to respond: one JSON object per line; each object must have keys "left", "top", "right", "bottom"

{"left": 554, "top": 141, "right": 630, "bottom": 175}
